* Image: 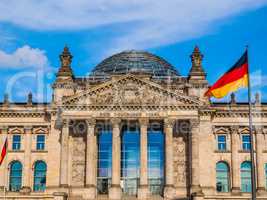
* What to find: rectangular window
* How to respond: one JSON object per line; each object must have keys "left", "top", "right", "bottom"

{"left": 12, "top": 135, "right": 21, "bottom": 150}
{"left": 242, "top": 135, "right": 251, "bottom": 150}
{"left": 217, "top": 135, "right": 226, "bottom": 151}
{"left": 36, "top": 135, "right": 45, "bottom": 150}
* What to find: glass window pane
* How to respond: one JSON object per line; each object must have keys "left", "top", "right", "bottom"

{"left": 33, "top": 161, "right": 47, "bottom": 191}
{"left": 241, "top": 161, "right": 252, "bottom": 192}
{"left": 121, "top": 128, "right": 140, "bottom": 196}
{"left": 36, "top": 135, "right": 45, "bottom": 150}
{"left": 9, "top": 161, "right": 22, "bottom": 191}
{"left": 217, "top": 135, "right": 226, "bottom": 151}
{"left": 148, "top": 130, "right": 164, "bottom": 195}
{"left": 242, "top": 135, "right": 251, "bottom": 150}
{"left": 265, "top": 163, "right": 267, "bottom": 189}
{"left": 12, "top": 135, "right": 21, "bottom": 150}
{"left": 97, "top": 130, "right": 112, "bottom": 194}
{"left": 216, "top": 162, "right": 229, "bottom": 192}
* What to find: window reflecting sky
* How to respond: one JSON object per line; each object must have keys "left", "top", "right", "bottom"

{"left": 97, "top": 123, "right": 165, "bottom": 194}
{"left": 121, "top": 130, "right": 140, "bottom": 179}
{"left": 98, "top": 131, "right": 112, "bottom": 178}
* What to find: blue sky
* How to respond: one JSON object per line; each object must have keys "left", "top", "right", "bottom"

{"left": 0, "top": 0, "right": 266, "bottom": 103}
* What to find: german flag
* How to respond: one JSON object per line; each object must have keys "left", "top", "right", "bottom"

{"left": 0, "top": 138, "right": 8, "bottom": 166}
{"left": 205, "top": 51, "right": 248, "bottom": 98}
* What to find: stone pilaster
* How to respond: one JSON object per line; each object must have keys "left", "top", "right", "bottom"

{"left": 164, "top": 118, "right": 176, "bottom": 199}
{"left": 22, "top": 126, "right": 32, "bottom": 194}
{"left": 109, "top": 118, "right": 122, "bottom": 200}
{"left": 255, "top": 127, "right": 265, "bottom": 193}
{"left": 138, "top": 118, "right": 149, "bottom": 199}
{"left": 85, "top": 118, "right": 97, "bottom": 199}
{"left": 230, "top": 126, "right": 241, "bottom": 195}
{"left": 0, "top": 126, "right": 8, "bottom": 191}
{"left": 190, "top": 119, "right": 203, "bottom": 197}
{"left": 60, "top": 119, "right": 69, "bottom": 187}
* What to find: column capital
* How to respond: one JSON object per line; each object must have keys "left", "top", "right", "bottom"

{"left": 139, "top": 118, "right": 149, "bottom": 127}
{"left": 62, "top": 119, "right": 69, "bottom": 128}
{"left": 230, "top": 125, "right": 239, "bottom": 134}
{"left": 0, "top": 126, "right": 8, "bottom": 131}
{"left": 190, "top": 119, "right": 199, "bottom": 128}
{"left": 24, "top": 126, "right": 33, "bottom": 131}
{"left": 111, "top": 118, "right": 121, "bottom": 128}
{"left": 254, "top": 125, "right": 263, "bottom": 134}
{"left": 85, "top": 118, "right": 96, "bottom": 127}
{"left": 164, "top": 118, "right": 176, "bottom": 128}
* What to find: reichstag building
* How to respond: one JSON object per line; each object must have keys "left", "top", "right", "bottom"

{"left": 0, "top": 46, "right": 266, "bottom": 200}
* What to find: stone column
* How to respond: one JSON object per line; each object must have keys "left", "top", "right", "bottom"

{"left": 60, "top": 119, "right": 69, "bottom": 187}
{"left": 0, "top": 126, "right": 8, "bottom": 191}
{"left": 109, "top": 118, "right": 122, "bottom": 200}
{"left": 138, "top": 118, "right": 149, "bottom": 199}
{"left": 255, "top": 127, "right": 265, "bottom": 193}
{"left": 164, "top": 118, "right": 175, "bottom": 199}
{"left": 85, "top": 118, "right": 97, "bottom": 199}
{"left": 230, "top": 126, "right": 240, "bottom": 194}
{"left": 22, "top": 126, "right": 32, "bottom": 193}
{"left": 190, "top": 119, "right": 203, "bottom": 197}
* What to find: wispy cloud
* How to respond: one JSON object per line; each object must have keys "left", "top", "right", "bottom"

{"left": 0, "top": 0, "right": 266, "bottom": 53}
{"left": 0, "top": 45, "right": 50, "bottom": 69}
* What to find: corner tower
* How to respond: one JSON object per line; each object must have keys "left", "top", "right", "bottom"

{"left": 188, "top": 46, "right": 209, "bottom": 102}
{"left": 52, "top": 46, "right": 75, "bottom": 103}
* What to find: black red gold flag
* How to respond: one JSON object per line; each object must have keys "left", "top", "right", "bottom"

{"left": 205, "top": 51, "right": 248, "bottom": 98}
{"left": 0, "top": 138, "right": 7, "bottom": 166}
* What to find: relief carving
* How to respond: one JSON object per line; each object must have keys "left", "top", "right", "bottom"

{"left": 75, "top": 79, "right": 180, "bottom": 106}
{"left": 72, "top": 137, "right": 86, "bottom": 186}
{"left": 62, "top": 75, "right": 202, "bottom": 109}
{"left": 173, "top": 136, "right": 186, "bottom": 186}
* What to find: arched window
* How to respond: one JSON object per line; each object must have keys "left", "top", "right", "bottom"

{"left": 216, "top": 161, "right": 230, "bottom": 192}
{"left": 33, "top": 161, "right": 47, "bottom": 191}
{"left": 241, "top": 161, "right": 252, "bottom": 192}
{"left": 9, "top": 161, "right": 22, "bottom": 191}
{"left": 265, "top": 163, "right": 267, "bottom": 189}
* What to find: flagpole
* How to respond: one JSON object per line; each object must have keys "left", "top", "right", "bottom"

{"left": 246, "top": 47, "right": 257, "bottom": 200}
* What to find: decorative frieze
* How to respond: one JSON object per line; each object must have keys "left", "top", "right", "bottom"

{"left": 62, "top": 75, "right": 201, "bottom": 108}
{"left": 72, "top": 137, "right": 86, "bottom": 186}
{"left": 173, "top": 136, "right": 186, "bottom": 187}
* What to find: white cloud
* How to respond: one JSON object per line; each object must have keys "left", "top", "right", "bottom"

{"left": 0, "top": 0, "right": 267, "bottom": 52}
{"left": 250, "top": 71, "right": 267, "bottom": 87}
{"left": 0, "top": 45, "right": 49, "bottom": 68}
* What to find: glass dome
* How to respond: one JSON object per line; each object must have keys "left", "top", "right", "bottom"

{"left": 90, "top": 50, "right": 180, "bottom": 78}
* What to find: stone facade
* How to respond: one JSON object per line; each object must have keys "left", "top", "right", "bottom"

{"left": 0, "top": 46, "right": 266, "bottom": 200}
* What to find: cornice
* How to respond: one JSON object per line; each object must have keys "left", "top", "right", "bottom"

{"left": 0, "top": 111, "right": 47, "bottom": 118}
{"left": 52, "top": 81, "right": 76, "bottom": 89}
{"left": 214, "top": 110, "right": 267, "bottom": 118}
{"left": 198, "top": 105, "right": 267, "bottom": 118}
{"left": 61, "top": 104, "right": 199, "bottom": 111}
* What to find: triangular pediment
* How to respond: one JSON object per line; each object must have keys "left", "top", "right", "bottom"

{"left": 62, "top": 74, "right": 202, "bottom": 108}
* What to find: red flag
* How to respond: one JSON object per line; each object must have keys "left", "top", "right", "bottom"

{"left": 0, "top": 138, "right": 8, "bottom": 166}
